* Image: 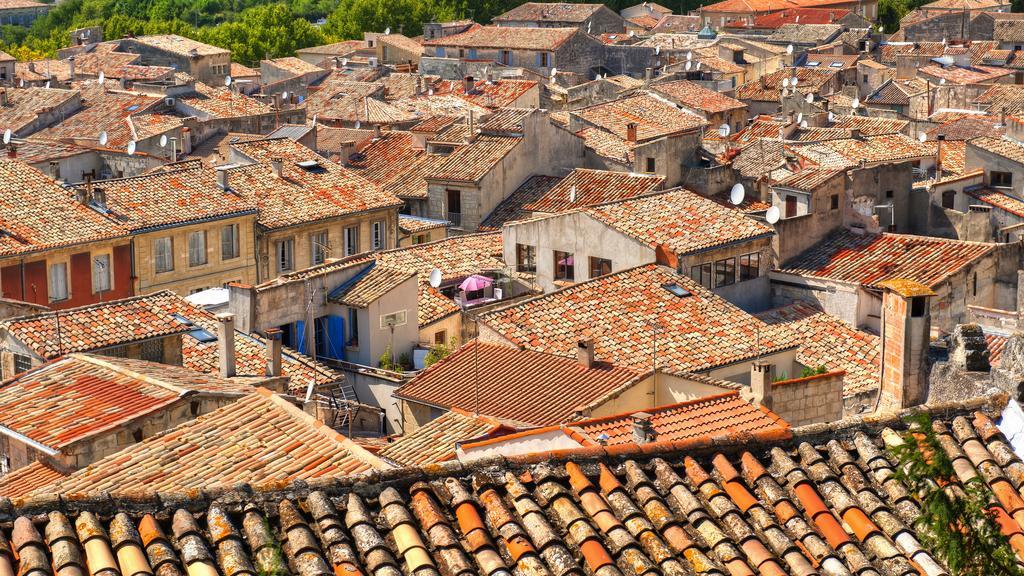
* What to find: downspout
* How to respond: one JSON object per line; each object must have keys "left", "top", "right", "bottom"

{"left": 18, "top": 258, "right": 24, "bottom": 301}
{"left": 872, "top": 293, "right": 886, "bottom": 413}
{"left": 129, "top": 238, "right": 137, "bottom": 296}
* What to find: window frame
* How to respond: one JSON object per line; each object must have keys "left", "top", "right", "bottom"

{"left": 188, "top": 230, "right": 208, "bottom": 267}
{"left": 49, "top": 262, "right": 69, "bottom": 302}
{"left": 92, "top": 253, "right": 111, "bottom": 294}
{"left": 553, "top": 250, "right": 574, "bottom": 282}
{"left": 645, "top": 157, "right": 656, "bottom": 173}
{"left": 221, "top": 223, "right": 239, "bottom": 261}
{"left": 715, "top": 257, "right": 736, "bottom": 287}
{"left": 311, "top": 230, "right": 329, "bottom": 266}
{"left": 344, "top": 225, "right": 359, "bottom": 256}
{"left": 992, "top": 171, "right": 1013, "bottom": 188}
{"left": 154, "top": 236, "right": 174, "bottom": 273}
{"left": 276, "top": 238, "right": 295, "bottom": 273}
{"left": 372, "top": 220, "right": 386, "bottom": 250}
{"left": 739, "top": 252, "right": 760, "bottom": 282}
{"left": 516, "top": 243, "right": 536, "bottom": 273}
{"left": 589, "top": 256, "right": 612, "bottom": 279}
{"left": 691, "top": 262, "right": 713, "bottom": 289}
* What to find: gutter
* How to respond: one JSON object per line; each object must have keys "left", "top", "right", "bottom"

{"left": 0, "top": 424, "right": 59, "bottom": 456}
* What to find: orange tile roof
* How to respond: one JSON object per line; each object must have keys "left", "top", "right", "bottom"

{"left": 967, "top": 187, "right": 1024, "bottom": 218}
{"left": 36, "top": 85, "right": 167, "bottom": 148}
{"left": 398, "top": 214, "right": 447, "bottom": 234}
{"left": 328, "top": 262, "right": 416, "bottom": 308}
{"left": 377, "top": 408, "right": 510, "bottom": 466}
{"left": 970, "top": 135, "right": 1024, "bottom": 164}
{"left": 919, "top": 64, "right": 1012, "bottom": 85}
{"left": 433, "top": 79, "right": 538, "bottom": 110}
{"left": 493, "top": 2, "right": 606, "bottom": 22}
{"left": 575, "top": 126, "right": 635, "bottom": 163}
{"left": 36, "top": 388, "right": 388, "bottom": 496}
{"left": 574, "top": 93, "right": 707, "bottom": 142}
{"left": 829, "top": 114, "right": 909, "bottom": 135}
{"left": 651, "top": 79, "right": 747, "bottom": 114}
{"left": 702, "top": 0, "right": 800, "bottom": 13}
{"left": 426, "top": 135, "right": 521, "bottom": 183}
{"left": 927, "top": 115, "right": 1004, "bottom": 140}
{"left": 264, "top": 56, "right": 325, "bottom": 76}
{"left": 123, "top": 35, "right": 227, "bottom": 57}
{"left": 0, "top": 354, "right": 253, "bottom": 451}
{"left": 480, "top": 264, "right": 797, "bottom": 375}
{"left": 396, "top": 341, "right": 647, "bottom": 426}
{"left": 581, "top": 188, "right": 774, "bottom": 255}
{"left": 423, "top": 26, "right": 578, "bottom": 51}
{"left": 792, "top": 133, "right": 933, "bottom": 167}
{"left": 0, "top": 87, "right": 80, "bottom": 135}
{"left": 728, "top": 6, "right": 851, "bottom": 28}
{"left": 736, "top": 67, "right": 838, "bottom": 102}
{"left": 780, "top": 229, "right": 995, "bottom": 289}
{"left": 522, "top": 169, "right": 664, "bottom": 213}
{"left": 0, "top": 460, "right": 66, "bottom": 498}
{"left": 479, "top": 174, "right": 562, "bottom": 230}
{"left": 178, "top": 82, "right": 273, "bottom": 119}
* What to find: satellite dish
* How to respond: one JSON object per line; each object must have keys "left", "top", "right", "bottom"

{"left": 765, "top": 206, "right": 781, "bottom": 224}
{"left": 939, "top": 78, "right": 946, "bottom": 85}
{"left": 918, "top": 132, "right": 927, "bottom": 142}
{"left": 569, "top": 184, "right": 577, "bottom": 203}
{"left": 428, "top": 268, "right": 442, "bottom": 288}
{"left": 355, "top": 120, "right": 362, "bottom": 129}
{"left": 587, "top": 21, "right": 592, "bottom": 34}
{"left": 225, "top": 75, "right": 233, "bottom": 87}
{"left": 686, "top": 50, "right": 693, "bottom": 61}
{"left": 655, "top": 45, "right": 661, "bottom": 55}
{"left": 782, "top": 78, "right": 790, "bottom": 88}
{"left": 851, "top": 97, "right": 860, "bottom": 108}
{"left": 629, "top": 30, "right": 635, "bottom": 37}
{"left": 786, "top": 44, "right": 794, "bottom": 55}
{"left": 97, "top": 71, "right": 104, "bottom": 85}
{"left": 685, "top": 61, "right": 692, "bottom": 71}
{"left": 98, "top": 131, "right": 108, "bottom": 146}
{"left": 341, "top": 57, "right": 349, "bottom": 67}
{"left": 384, "top": 26, "right": 391, "bottom": 35}
{"left": 695, "top": 61, "right": 702, "bottom": 70}
{"left": 44, "top": 81, "right": 50, "bottom": 89}
{"left": 878, "top": 24, "right": 884, "bottom": 33}
{"left": 729, "top": 183, "right": 744, "bottom": 205}
{"left": 18, "top": 79, "right": 23, "bottom": 88}
{"left": 799, "top": 120, "right": 808, "bottom": 128}
{"left": 790, "top": 77, "right": 798, "bottom": 87}
{"left": 828, "top": 111, "right": 835, "bottom": 121}
{"left": 550, "top": 67, "right": 558, "bottom": 79}
{"left": 718, "top": 123, "right": 731, "bottom": 137}
{"left": 127, "top": 140, "right": 136, "bottom": 155}
{"left": 427, "top": 88, "right": 434, "bottom": 96}
{"left": 2, "top": 129, "right": 10, "bottom": 145}
{"left": 805, "top": 93, "right": 813, "bottom": 104}
{"left": 160, "top": 134, "right": 168, "bottom": 147}
{"left": 281, "top": 91, "right": 289, "bottom": 101}
{"left": 796, "top": 112, "right": 803, "bottom": 123}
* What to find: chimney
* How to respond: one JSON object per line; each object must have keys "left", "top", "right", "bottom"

{"left": 626, "top": 122, "right": 638, "bottom": 142}
{"left": 877, "top": 280, "right": 934, "bottom": 412}
{"left": 216, "top": 312, "right": 236, "bottom": 378}
{"left": 68, "top": 56, "right": 74, "bottom": 80}
{"left": 631, "top": 412, "right": 656, "bottom": 445}
{"left": 217, "top": 168, "right": 230, "bottom": 190}
{"left": 850, "top": 128, "right": 862, "bottom": 140}
{"left": 577, "top": 338, "right": 595, "bottom": 368}
{"left": 373, "top": 124, "right": 381, "bottom": 139}
{"left": 463, "top": 75, "right": 475, "bottom": 94}
{"left": 5, "top": 143, "right": 14, "bottom": 159}
{"left": 340, "top": 140, "right": 355, "bottom": 166}
{"left": 644, "top": 67, "right": 653, "bottom": 83}
{"left": 48, "top": 161, "right": 58, "bottom": 180}
{"left": 270, "top": 157, "right": 283, "bottom": 178}
{"left": 0, "top": 90, "right": 7, "bottom": 107}
{"left": 750, "top": 362, "right": 773, "bottom": 409}
{"left": 265, "top": 327, "right": 282, "bottom": 377}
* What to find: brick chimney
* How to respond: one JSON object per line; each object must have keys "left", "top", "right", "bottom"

{"left": 6, "top": 143, "right": 15, "bottom": 159}
{"left": 626, "top": 122, "right": 638, "bottom": 143}
{"left": 216, "top": 312, "right": 236, "bottom": 378}
{"left": 463, "top": 75, "right": 475, "bottom": 94}
{"left": 750, "top": 362, "right": 773, "bottom": 409}
{"left": 577, "top": 338, "right": 595, "bottom": 368}
{"left": 265, "top": 327, "right": 282, "bottom": 377}
{"left": 217, "top": 168, "right": 230, "bottom": 190}
{"left": 270, "top": 157, "right": 283, "bottom": 178}
{"left": 631, "top": 412, "right": 655, "bottom": 444}
{"left": 877, "top": 280, "right": 934, "bottom": 412}
{"left": 340, "top": 140, "right": 355, "bottom": 166}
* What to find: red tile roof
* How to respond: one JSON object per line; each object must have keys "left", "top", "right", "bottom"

{"left": 575, "top": 126, "right": 636, "bottom": 163}
{"left": 479, "top": 174, "right": 562, "bottom": 230}
{"left": 919, "top": 64, "right": 1012, "bottom": 85}
{"left": 433, "top": 79, "right": 538, "bottom": 110}
{"left": 0, "top": 354, "right": 253, "bottom": 451}
{"left": 425, "top": 135, "right": 521, "bottom": 182}
{"left": 179, "top": 82, "right": 273, "bottom": 119}
{"left": 377, "top": 408, "right": 511, "bottom": 466}
{"left": 122, "top": 35, "right": 227, "bottom": 57}
{"left": 651, "top": 80, "right": 747, "bottom": 114}
{"left": 0, "top": 87, "right": 80, "bottom": 135}
{"left": 493, "top": 2, "right": 606, "bottom": 22}
{"left": 396, "top": 341, "right": 647, "bottom": 426}
{"left": 522, "top": 169, "right": 664, "bottom": 213}
{"left": 574, "top": 93, "right": 707, "bottom": 142}
{"left": 792, "top": 133, "right": 933, "bottom": 167}
{"left": 480, "top": 264, "right": 797, "bottom": 375}
{"left": 37, "top": 388, "right": 388, "bottom": 496}
{"left": 736, "top": 68, "right": 838, "bottom": 102}
{"left": 423, "top": 26, "right": 578, "bottom": 51}
{"left": 967, "top": 187, "right": 1024, "bottom": 218}
{"left": 36, "top": 86, "right": 167, "bottom": 148}
{"left": 780, "top": 229, "right": 995, "bottom": 289}
{"left": 970, "top": 135, "right": 1024, "bottom": 164}
{"left": 0, "top": 460, "right": 66, "bottom": 498}
{"left": 581, "top": 188, "right": 774, "bottom": 255}
{"left": 727, "top": 6, "right": 851, "bottom": 28}
{"left": 0, "top": 160, "right": 127, "bottom": 257}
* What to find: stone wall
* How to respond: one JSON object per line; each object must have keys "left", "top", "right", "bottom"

{"left": 771, "top": 370, "right": 846, "bottom": 427}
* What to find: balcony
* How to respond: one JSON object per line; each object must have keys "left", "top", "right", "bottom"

{"left": 447, "top": 211, "right": 462, "bottom": 228}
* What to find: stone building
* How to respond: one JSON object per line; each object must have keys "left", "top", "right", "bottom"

{"left": 117, "top": 35, "right": 231, "bottom": 86}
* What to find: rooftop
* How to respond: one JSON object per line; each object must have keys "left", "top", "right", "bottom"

{"left": 376, "top": 408, "right": 511, "bottom": 466}
{"left": 522, "top": 168, "right": 665, "bottom": 214}
{"left": 651, "top": 79, "right": 747, "bottom": 114}
{"left": 121, "top": 35, "right": 228, "bottom": 57}
{"left": 425, "top": 135, "right": 522, "bottom": 183}
{"left": 779, "top": 229, "right": 995, "bottom": 289}
{"left": 575, "top": 92, "right": 707, "bottom": 142}
{"left": 423, "top": 25, "right": 579, "bottom": 51}
{"left": 494, "top": 2, "right": 607, "bottom": 22}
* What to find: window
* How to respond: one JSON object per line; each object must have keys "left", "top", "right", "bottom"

{"left": 372, "top": 221, "right": 385, "bottom": 250}
{"left": 92, "top": 254, "right": 111, "bottom": 293}
{"left": 785, "top": 195, "right": 798, "bottom": 218}
{"left": 739, "top": 253, "right": 760, "bottom": 282}
{"left": 347, "top": 308, "right": 359, "bottom": 347}
{"left": 973, "top": 272, "right": 978, "bottom": 297}
{"left": 221, "top": 224, "right": 239, "bottom": 260}
{"left": 516, "top": 243, "right": 536, "bottom": 273}
{"left": 49, "top": 262, "right": 68, "bottom": 301}
{"left": 885, "top": 190, "right": 894, "bottom": 199}
{"left": 344, "top": 225, "right": 359, "bottom": 256}
{"left": 434, "top": 330, "right": 447, "bottom": 345}
{"left": 413, "top": 234, "right": 427, "bottom": 245}
{"left": 154, "top": 237, "right": 174, "bottom": 273}
{"left": 380, "top": 310, "right": 408, "bottom": 329}
{"left": 500, "top": 50, "right": 512, "bottom": 65}
{"left": 12, "top": 353, "right": 31, "bottom": 375}
{"left": 589, "top": 257, "right": 612, "bottom": 279}
{"left": 691, "top": 262, "right": 713, "bottom": 289}
{"left": 141, "top": 339, "right": 162, "bottom": 362}
{"left": 830, "top": 194, "right": 839, "bottom": 210}
{"left": 992, "top": 171, "right": 1013, "bottom": 187}
{"left": 942, "top": 189, "right": 956, "bottom": 209}
{"left": 188, "top": 231, "right": 207, "bottom": 267}
{"left": 910, "top": 296, "right": 927, "bottom": 317}
{"left": 446, "top": 189, "right": 462, "bottom": 228}
{"left": 863, "top": 74, "right": 868, "bottom": 83}
{"left": 311, "top": 230, "right": 329, "bottom": 265}
{"left": 645, "top": 157, "right": 656, "bottom": 173}
{"left": 538, "top": 52, "right": 551, "bottom": 67}
{"left": 553, "top": 250, "right": 574, "bottom": 281}
{"left": 276, "top": 238, "right": 294, "bottom": 273}
{"left": 715, "top": 258, "right": 736, "bottom": 287}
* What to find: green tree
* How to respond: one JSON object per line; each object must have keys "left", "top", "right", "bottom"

{"left": 199, "top": 4, "right": 326, "bottom": 65}
{"left": 889, "top": 413, "right": 1024, "bottom": 576}
{"left": 324, "top": 0, "right": 457, "bottom": 40}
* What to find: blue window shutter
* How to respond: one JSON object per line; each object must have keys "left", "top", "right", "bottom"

{"left": 536, "top": 52, "right": 542, "bottom": 67}
{"left": 326, "top": 315, "right": 346, "bottom": 361}
{"left": 295, "top": 320, "right": 306, "bottom": 354}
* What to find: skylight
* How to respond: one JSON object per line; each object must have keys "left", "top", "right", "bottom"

{"left": 662, "top": 283, "right": 691, "bottom": 298}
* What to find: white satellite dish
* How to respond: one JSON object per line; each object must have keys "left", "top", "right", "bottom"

{"left": 550, "top": 67, "right": 558, "bottom": 79}
{"left": 782, "top": 78, "right": 790, "bottom": 88}
{"left": 2, "top": 129, "right": 10, "bottom": 145}
{"left": 796, "top": 112, "right": 803, "bottom": 123}
{"left": 790, "top": 77, "right": 798, "bottom": 87}
{"left": 569, "top": 184, "right": 577, "bottom": 203}
{"left": 878, "top": 24, "right": 884, "bottom": 33}
{"left": 97, "top": 71, "right": 105, "bottom": 85}
{"left": 629, "top": 30, "right": 635, "bottom": 37}
{"left": 225, "top": 75, "right": 233, "bottom": 87}
{"left": 587, "top": 21, "right": 592, "bottom": 34}
{"left": 427, "top": 88, "right": 434, "bottom": 96}
{"left": 655, "top": 45, "right": 661, "bottom": 55}
{"left": 851, "top": 97, "right": 860, "bottom": 108}
{"left": 428, "top": 268, "right": 442, "bottom": 288}
{"left": 281, "top": 91, "right": 289, "bottom": 101}
{"left": 354, "top": 120, "right": 361, "bottom": 129}
{"left": 828, "top": 111, "right": 835, "bottom": 121}
{"left": 805, "top": 93, "right": 813, "bottom": 104}
{"left": 786, "top": 44, "right": 794, "bottom": 55}
{"left": 718, "top": 123, "right": 731, "bottom": 137}
{"left": 341, "top": 57, "right": 348, "bottom": 67}
{"left": 939, "top": 78, "right": 946, "bottom": 85}
{"left": 384, "top": 26, "right": 391, "bottom": 35}
{"left": 695, "top": 62, "right": 702, "bottom": 70}
{"left": 98, "top": 131, "right": 108, "bottom": 146}
{"left": 44, "top": 81, "right": 50, "bottom": 89}
{"left": 942, "top": 37, "right": 947, "bottom": 45}
{"left": 18, "top": 79, "right": 23, "bottom": 88}
{"left": 686, "top": 50, "right": 693, "bottom": 61}
{"left": 918, "top": 132, "right": 927, "bottom": 142}
{"left": 765, "top": 206, "right": 781, "bottom": 224}
{"left": 685, "top": 61, "right": 692, "bottom": 71}
{"left": 729, "top": 183, "right": 744, "bottom": 205}
{"left": 127, "top": 140, "right": 137, "bottom": 155}
{"left": 160, "top": 134, "right": 168, "bottom": 147}
{"left": 800, "top": 120, "right": 808, "bottom": 128}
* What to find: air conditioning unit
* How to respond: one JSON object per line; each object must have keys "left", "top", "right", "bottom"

{"left": 164, "top": 97, "right": 175, "bottom": 107}
{"left": 368, "top": 56, "right": 379, "bottom": 68}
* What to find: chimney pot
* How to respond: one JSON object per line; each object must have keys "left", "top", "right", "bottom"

{"left": 48, "top": 160, "right": 59, "bottom": 180}
{"left": 577, "top": 338, "right": 595, "bottom": 368}
{"left": 750, "top": 362, "right": 774, "bottom": 408}
{"left": 216, "top": 312, "right": 236, "bottom": 378}
{"left": 5, "top": 143, "right": 14, "bottom": 158}
{"left": 265, "top": 327, "right": 282, "bottom": 377}
{"left": 217, "top": 168, "right": 230, "bottom": 190}
{"left": 464, "top": 75, "right": 475, "bottom": 94}
{"left": 631, "top": 412, "right": 655, "bottom": 444}
{"left": 270, "top": 157, "right": 283, "bottom": 178}
{"left": 626, "top": 122, "right": 638, "bottom": 142}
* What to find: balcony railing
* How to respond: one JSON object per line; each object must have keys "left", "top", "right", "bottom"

{"left": 447, "top": 212, "right": 462, "bottom": 228}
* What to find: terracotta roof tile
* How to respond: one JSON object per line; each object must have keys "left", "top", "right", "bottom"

{"left": 0, "top": 460, "right": 66, "bottom": 498}
{"left": 737, "top": 67, "right": 837, "bottom": 101}
{"left": 426, "top": 135, "right": 521, "bottom": 182}
{"left": 792, "top": 133, "right": 932, "bottom": 167}
{"left": 493, "top": 2, "right": 605, "bottom": 22}
{"left": 377, "top": 409, "right": 509, "bottom": 466}
{"left": 479, "top": 174, "right": 561, "bottom": 230}
{"left": 178, "top": 82, "right": 273, "bottom": 119}
{"left": 523, "top": 168, "right": 664, "bottom": 213}
{"left": 398, "top": 214, "right": 447, "bottom": 234}
{"left": 926, "top": 114, "right": 1004, "bottom": 141}
{"left": 651, "top": 79, "right": 747, "bottom": 114}
{"left": 0, "top": 87, "right": 80, "bottom": 134}
{"left": 970, "top": 135, "right": 1024, "bottom": 164}
{"left": 123, "top": 35, "right": 227, "bottom": 57}
{"left": 967, "top": 186, "right": 1024, "bottom": 218}
{"left": 432, "top": 79, "right": 538, "bottom": 110}
{"left": 423, "top": 25, "right": 579, "bottom": 51}
{"left": 327, "top": 261, "right": 416, "bottom": 308}
{"left": 919, "top": 64, "right": 1012, "bottom": 85}
{"left": 780, "top": 229, "right": 995, "bottom": 289}
{"left": 480, "top": 264, "right": 797, "bottom": 374}
{"left": 37, "top": 388, "right": 387, "bottom": 496}
{"left": 574, "top": 92, "right": 707, "bottom": 142}
{"left": 396, "top": 341, "right": 647, "bottom": 426}
{"left": 575, "top": 126, "right": 635, "bottom": 163}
